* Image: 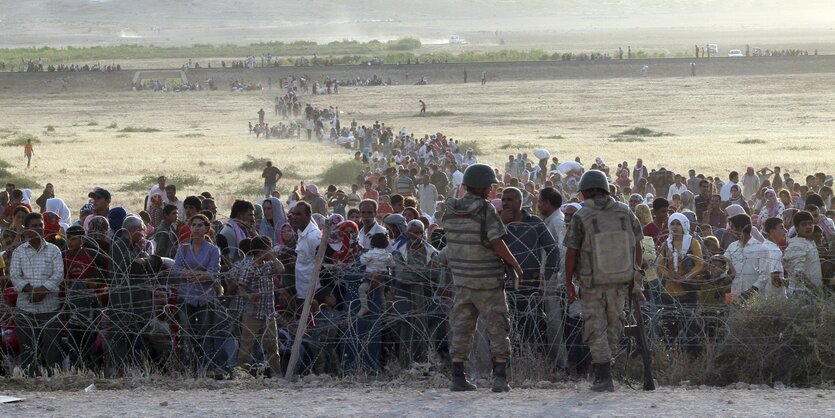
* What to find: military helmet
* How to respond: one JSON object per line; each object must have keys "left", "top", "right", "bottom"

{"left": 578, "top": 170, "right": 610, "bottom": 193}
{"left": 462, "top": 163, "right": 499, "bottom": 188}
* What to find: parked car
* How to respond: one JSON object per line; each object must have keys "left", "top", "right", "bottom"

{"left": 707, "top": 43, "right": 719, "bottom": 54}
{"left": 449, "top": 35, "right": 465, "bottom": 44}
{"left": 728, "top": 49, "right": 744, "bottom": 57}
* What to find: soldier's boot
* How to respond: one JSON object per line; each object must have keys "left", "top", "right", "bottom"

{"left": 491, "top": 361, "right": 511, "bottom": 393}
{"left": 590, "top": 362, "right": 614, "bottom": 392}
{"left": 449, "top": 362, "right": 477, "bottom": 392}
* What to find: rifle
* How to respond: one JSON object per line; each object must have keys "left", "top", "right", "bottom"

{"left": 629, "top": 285, "right": 656, "bottom": 391}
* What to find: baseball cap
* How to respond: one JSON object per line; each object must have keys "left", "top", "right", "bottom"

{"left": 88, "top": 188, "right": 111, "bottom": 200}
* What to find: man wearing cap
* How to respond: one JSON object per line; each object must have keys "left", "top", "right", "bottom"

{"left": 563, "top": 170, "right": 644, "bottom": 392}
{"left": 443, "top": 163, "right": 523, "bottom": 393}
{"left": 9, "top": 212, "right": 64, "bottom": 375}
{"left": 89, "top": 188, "right": 112, "bottom": 217}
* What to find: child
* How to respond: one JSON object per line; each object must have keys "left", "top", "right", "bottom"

{"left": 358, "top": 233, "right": 392, "bottom": 317}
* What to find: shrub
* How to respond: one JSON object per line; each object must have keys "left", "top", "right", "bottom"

{"left": 538, "top": 135, "right": 565, "bottom": 140}
{"left": 87, "top": 121, "right": 99, "bottom": 126}
{"left": 737, "top": 138, "right": 766, "bottom": 144}
{"left": 106, "top": 122, "right": 118, "bottom": 129}
{"left": 120, "top": 173, "right": 202, "bottom": 192}
{"left": 415, "top": 110, "right": 455, "bottom": 117}
{"left": 610, "top": 137, "right": 646, "bottom": 143}
{"left": 46, "top": 125, "right": 56, "bottom": 132}
{"left": 612, "top": 127, "right": 672, "bottom": 137}
{"left": 319, "top": 160, "right": 366, "bottom": 186}
{"left": 119, "top": 126, "right": 161, "bottom": 133}
{"left": 239, "top": 155, "right": 271, "bottom": 171}
{"left": 3, "top": 133, "right": 40, "bottom": 147}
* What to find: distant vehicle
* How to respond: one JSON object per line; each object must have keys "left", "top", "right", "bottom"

{"left": 728, "top": 49, "right": 744, "bottom": 57}
{"left": 449, "top": 35, "right": 465, "bottom": 44}
{"left": 707, "top": 43, "right": 719, "bottom": 54}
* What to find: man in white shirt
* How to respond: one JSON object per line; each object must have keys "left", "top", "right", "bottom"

{"left": 724, "top": 213, "right": 772, "bottom": 298}
{"left": 783, "top": 211, "right": 822, "bottom": 294}
{"left": 289, "top": 201, "right": 322, "bottom": 301}
{"left": 416, "top": 174, "right": 438, "bottom": 216}
{"left": 760, "top": 217, "right": 788, "bottom": 298}
{"left": 451, "top": 164, "right": 465, "bottom": 198}
{"left": 536, "top": 187, "right": 567, "bottom": 369}
{"left": 358, "top": 200, "right": 388, "bottom": 249}
{"left": 719, "top": 171, "right": 740, "bottom": 202}
{"left": 667, "top": 174, "right": 688, "bottom": 201}
{"left": 9, "top": 212, "right": 64, "bottom": 375}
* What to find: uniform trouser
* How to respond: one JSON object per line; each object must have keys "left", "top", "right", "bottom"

{"left": 579, "top": 284, "right": 626, "bottom": 364}
{"left": 449, "top": 286, "right": 511, "bottom": 362}
{"left": 15, "top": 311, "right": 63, "bottom": 376}
{"left": 236, "top": 314, "right": 281, "bottom": 373}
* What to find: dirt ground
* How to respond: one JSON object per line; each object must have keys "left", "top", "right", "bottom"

{"left": 1, "top": 384, "right": 833, "bottom": 417}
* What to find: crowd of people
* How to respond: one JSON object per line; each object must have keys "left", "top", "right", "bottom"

{"left": 15, "top": 59, "right": 122, "bottom": 73}
{"left": 1, "top": 105, "right": 834, "bottom": 383}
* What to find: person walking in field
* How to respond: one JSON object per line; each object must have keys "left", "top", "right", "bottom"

{"left": 419, "top": 100, "right": 426, "bottom": 114}
{"left": 481, "top": 70, "right": 487, "bottom": 85}
{"left": 24, "top": 138, "right": 34, "bottom": 168}
{"left": 257, "top": 108, "right": 266, "bottom": 124}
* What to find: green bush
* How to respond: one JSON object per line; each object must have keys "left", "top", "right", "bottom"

{"left": 239, "top": 155, "right": 271, "bottom": 172}
{"left": 3, "top": 133, "right": 40, "bottom": 147}
{"left": 119, "top": 126, "right": 161, "bottom": 133}
{"left": 319, "top": 160, "right": 366, "bottom": 186}
{"left": 120, "top": 173, "right": 202, "bottom": 192}
{"left": 611, "top": 127, "right": 672, "bottom": 138}
{"left": 737, "top": 138, "right": 766, "bottom": 144}
{"left": 415, "top": 110, "right": 455, "bottom": 117}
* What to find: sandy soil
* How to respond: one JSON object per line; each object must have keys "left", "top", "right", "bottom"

{"left": 1, "top": 384, "right": 833, "bottom": 417}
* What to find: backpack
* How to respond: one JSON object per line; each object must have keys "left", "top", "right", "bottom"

{"left": 576, "top": 203, "right": 637, "bottom": 285}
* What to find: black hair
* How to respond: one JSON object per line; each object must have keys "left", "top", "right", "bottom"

{"left": 793, "top": 211, "right": 813, "bottom": 229}
{"left": 230, "top": 199, "right": 255, "bottom": 219}
{"left": 250, "top": 235, "right": 272, "bottom": 252}
{"left": 805, "top": 193, "right": 824, "bottom": 208}
{"left": 294, "top": 200, "right": 312, "bottom": 216}
{"left": 763, "top": 217, "right": 784, "bottom": 234}
{"left": 184, "top": 195, "right": 202, "bottom": 209}
{"left": 370, "top": 232, "right": 388, "bottom": 249}
{"left": 359, "top": 199, "right": 378, "bottom": 213}
{"left": 728, "top": 213, "right": 752, "bottom": 234}
{"left": 23, "top": 212, "right": 43, "bottom": 228}
{"left": 540, "top": 187, "right": 563, "bottom": 208}
{"left": 163, "top": 204, "right": 179, "bottom": 217}
{"left": 390, "top": 194, "right": 404, "bottom": 206}
{"left": 652, "top": 197, "right": 669, "bottom": 211}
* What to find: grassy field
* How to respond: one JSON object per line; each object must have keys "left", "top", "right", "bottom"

{"left": 2, "top": 72, "right": 834, "bottom": 212}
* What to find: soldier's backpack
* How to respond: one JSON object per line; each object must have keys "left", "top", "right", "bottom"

{"left": 576, "top": 203, "right": 637, "bottom": 285}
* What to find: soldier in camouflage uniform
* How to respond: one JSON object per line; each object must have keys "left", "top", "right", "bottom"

{"left": 563, "top": 170, "right": 645, "bottom": 392}
{"left": 443, "top": 163, "right": 523, "bottom": 392}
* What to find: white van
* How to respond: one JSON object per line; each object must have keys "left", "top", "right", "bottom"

{"left": 707, "top": 44, "right": 719, "bottom": 54}
{"left": 449, "top": 35, "right": 465, "bottom": 44}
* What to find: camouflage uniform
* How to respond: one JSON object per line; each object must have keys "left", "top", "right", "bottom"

{"left": 443, "top": 192, "right": 511, "bottom": 362}
{"left": 563, "top": 197, "right": 643, "bottom": 364}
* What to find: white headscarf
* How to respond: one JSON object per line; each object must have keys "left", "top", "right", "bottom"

{"left": 667, "top": 212, "right": 692, "bottom": 272}
{"left": 45, "top": 197, "right": 72, "bottom": 231}
{"left": 21, "top": 188, "right": 32, "bottom": 205}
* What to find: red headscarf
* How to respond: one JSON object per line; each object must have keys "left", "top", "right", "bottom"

{"left": 42, "top": 212, "right": 62, "bottom": 240}
{"left": 331, "top": 221, "right": 362, "bottom": 264}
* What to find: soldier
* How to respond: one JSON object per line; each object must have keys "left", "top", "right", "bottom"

{"left": 563, "top": 170, "right": 645, "bottom": 392}
{"left": 443, "top": 163, "right": 523, "bottom": 392}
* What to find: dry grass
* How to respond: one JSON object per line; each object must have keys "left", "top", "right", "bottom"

{"left": 2, "top": 74, "right": 835, "bottom": 211}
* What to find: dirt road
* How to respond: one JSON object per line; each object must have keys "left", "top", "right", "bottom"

{"left": 2, "top": 385, "right": 833, "bottom": 417}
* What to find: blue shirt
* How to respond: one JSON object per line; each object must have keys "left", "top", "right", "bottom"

{"left": 173, "top": 241, "right": 221, "bottom": 306}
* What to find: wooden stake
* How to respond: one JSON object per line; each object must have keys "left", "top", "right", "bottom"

{"left": 285, "top": 223, "right": 330, "bottom": 380}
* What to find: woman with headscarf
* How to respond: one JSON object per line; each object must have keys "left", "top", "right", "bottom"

{"left": 20, "top": 188, "right": 32, "bottom": 206}
{"left": 658, "top": 213, "right": 705, "bottom": 306}
{"left": 45, "top": 197, "right": 71, "bottom": 231}
{"left": 757, "top": 188, "right": 784, "bottom": 228}
{"left": 257, "top": 197, "right": 287, "bottom": 245}
{"left": 679, "top": 190, "right": 695, "bottom": 212}
{"left": 107, "top": 207, "right": 128, "bottom": 240}
{"left": 275, "top": 222, "right": 298, "bottom": 297}
{"left": 147, "top": 194, "right": 164, "bottom": 229}
{"left": 656, "top": 212, "right": 705, "bottom": 354}
{"left": 724, "top": 184, "right": 750, "bottom": 215}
